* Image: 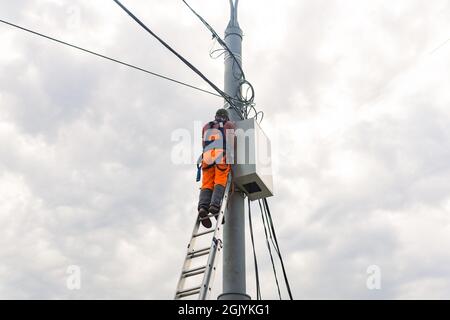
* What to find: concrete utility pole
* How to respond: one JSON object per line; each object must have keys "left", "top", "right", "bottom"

{"left": 218, "top": 0, "right": 250, "bottom": 301}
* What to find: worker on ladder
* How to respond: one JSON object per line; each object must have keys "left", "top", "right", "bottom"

{"left": 197, "top": 108, "right": 236, "bottom": 228}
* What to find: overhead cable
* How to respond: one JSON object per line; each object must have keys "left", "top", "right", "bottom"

{"left": 263, "top": 198, "right": 294, "bottom": 300}
{"left": 258, "top": 199, "right": 282, "bottom": 299}
{"left": 180, "top": 0, "right": 267, "bottom": 123}
{"left": 181, "top": 0, "right": 245, "bottom": 80}
{"left": 248, "top": 198, "right": 262, "bottom": 300}
{"left": 0, "top": 18, "right": 221, "bottom": 98}
{"left": 112, "top": 0, "right": 244, "bottom": 119}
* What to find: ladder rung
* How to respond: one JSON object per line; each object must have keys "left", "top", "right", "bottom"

{"left": 176, "top": 286, "right": 202, "bottom": 298}
{"left": 193, "top": 229, "right": 215, "bottom": 238}
{"left": 176, "top": 290, "right": 201, "bottom": 299}
{"left": 183, "top": 265, "right": 207, "bottom": 274}
{"left": 182, "top": 266, "right": 207, "bottom": 278}
{"left": 182, "top": 269, "right": 206, "bottom": 278}
{"left": 187, "top": 252, "right": 210, "bottom": 259}
{"left": 187, "top": 247, "right": 210, "bottom": 256}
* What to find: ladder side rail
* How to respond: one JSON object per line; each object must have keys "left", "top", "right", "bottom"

{"left": 175, "top": 213, "right": 202, "bottom": 299}
{"left": 198, "top": 173, "right": 232, "bottom": 299}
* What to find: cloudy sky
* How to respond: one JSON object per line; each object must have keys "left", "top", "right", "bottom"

{"left": 1, "top": 0, "right": 450, "bottom": 299}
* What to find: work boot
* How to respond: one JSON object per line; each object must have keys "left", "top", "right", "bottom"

{"left": 209, "top": 206, "right": 225, "bottom": 225}
{"left": 198, "top": 207, "right": 212, "bottom": 229}
{"left": 209, "top": 184, "right": 225, "bottom": 223}
{"left": 209, "top": 205, "right": 225, "bottom": 225}
{"left": 198, "top": 189, "right": 213, "bottom": 228}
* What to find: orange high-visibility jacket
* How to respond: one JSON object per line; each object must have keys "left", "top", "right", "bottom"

{"left": 202, "top": 120, "right": 236, "bottom": 168}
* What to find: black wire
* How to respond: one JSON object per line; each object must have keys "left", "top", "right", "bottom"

{"left": 263, "top": 198, "right": 294, "bottom": 300}
{"left": 258, "top": 199, "right": 282, "bottom": 300}
{"left": 182, "top": 0, "right": 245, "bottom": 80}
{"left": 0, "top": 18, "right": 222, "bottom": 98}
{"left": 248, "top": 198, "right": 261, "bottom": 300}
{"left": 262, "top": 200, "right": 280, "bottom": 257}
{"left": 112, "top": 0, "right": 244, "bottom": 119}
{"left": 256, "top": 111, "right": 265, "bottom": 124}
{"left": 209, "top": 39, "right": 227, "bottom": 59}
{"left": 180, "top": 0, "right": 267, "bottom": 124}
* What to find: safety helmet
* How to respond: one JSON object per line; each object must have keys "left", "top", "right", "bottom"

{"left": 215, "top": 108, "right": 229, "bottom": 122}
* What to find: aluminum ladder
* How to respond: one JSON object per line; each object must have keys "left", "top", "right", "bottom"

{"left": 174, "top": 174, "right": 231, "bottom": 300}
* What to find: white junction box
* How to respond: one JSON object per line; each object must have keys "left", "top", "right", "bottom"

{"left": 232, "top": 118, "right": 273, "bottom": 201}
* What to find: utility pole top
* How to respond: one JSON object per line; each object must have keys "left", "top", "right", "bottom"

{"left": 226, "top": 0, "right": 243, "bottom": 38}
{"left": 228, "top": 0, "right": 240, "bottom": 27}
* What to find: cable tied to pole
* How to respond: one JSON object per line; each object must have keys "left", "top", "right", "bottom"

{"left": 112, "top": 0, "right": 244, "bottom": 119}
{"left": 181, "top": 0, "right": 265, "bottom": 123}
{"left": 182, "top": 0, "right": 245, "bottom": 80}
